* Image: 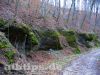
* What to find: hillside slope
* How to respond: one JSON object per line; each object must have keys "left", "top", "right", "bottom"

{"left": 0, "top": 0, "right": 100, "bottom": 75}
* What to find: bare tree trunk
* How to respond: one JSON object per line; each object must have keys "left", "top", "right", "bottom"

{"left": 94, "top": 4, "right": 98, "bottom": 32}
{"left": 14, "top": 0, "right": 19, "bottom": 18}
{"left": 80, "top": 0, "right": 87, "bottom": 29}
{"left": 56, "top": 0, "right": 61, "bottom": 21}
{"left": 89, "top": 0, "right": 95, "bottom": 19}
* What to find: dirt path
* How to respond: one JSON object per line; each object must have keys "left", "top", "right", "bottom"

{"left": 61, "top": 48, "right": 100, "bottom": 75}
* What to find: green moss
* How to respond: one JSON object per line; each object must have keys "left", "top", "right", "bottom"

{"left": 17, "top": 23, "right": 32, "bottom": 33}
{"left": 28, "top": 32, "right": 39, "bottom": 45}
{"left": 79, "top": 33, "right": 97, "bottom": 42}
{"left": 88, "top": 34, "right": 97, "bottom": 41}
{"left": 4, "top": 50, "right": 15, "bottom": 64}
{"left": 73, "top": 47, "right": 81, "bottom": 54}
{"left": 0, "top": 33, "right": 12, "bottom": 49}
{"left": 9, "top": 23, "right": 39, "bottom": 45}
{"left": 0, "top": 40, "right": 10, "bottom": 49}
{"left": 94, "top": 39, "right": 100, "bottom": 47}
{"left": 61, "top": 30, "right": 80, "bottom": 54}
{"left": 60, "top": 30, "right": 77, "bottom": 47}
{"left": 42, "top": 30, "right": 60, "bottom": 38}
{"left": 78, "top": 33, "right": 99, "bottom": 48}
{"left": 39, "top": 30, "right": 62, "bottom": 50}
{"left": 87, "top": 34, "right": 100, "bottom": 47}
{"left": 52, "top": 31, "right": 61, "bottom": 37}
{"left": 0, "top": 32, "right": 15, "bottom": 64}
{"left": 0, "top": 19, "right": 39, "bottom": 51}
{"left": 18, "top": 23, "right": 39, "bottom": 45}
{"left": 0, "top": 18, "right": 7, "bottom": 27}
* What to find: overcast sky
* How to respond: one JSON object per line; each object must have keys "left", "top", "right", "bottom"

{"left": 49, "top": 0, "right": 83, "bottom": 10}
{"left": 61, "top": 0, "right": 84, "bottom": 10}
{"left": 48, "top": 0, "right": 100, "bottom": 13}
{"left": 56, "top": 0, "right": 100, "bottom": 12}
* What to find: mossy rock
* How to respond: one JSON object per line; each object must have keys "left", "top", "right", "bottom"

{"left": 0, "top": 19, "right": 39, "bottom": 45}
{"left": 4, "top": 50, "right": 15, "bottom": 64}
{"left": 60, "top": 30, "right": 77, "bottom": 47}
{"left": 78, "top": 33, "right": 96, "bottom": 41}
{"left": 39, "top": 30, "right": 62, "bottom": 50}
{"left": 78, "top": 33, "right": 99, "bottom": 48}
{"left": 0, "top": 18, "right": 7, "bottom": 27}
{"left": 94, "top": 39, "right": 100, "bottom": 47}
{"left": 0, "top": 32, "right": 13, "bottom": 49}
{"left": 0, "top": 20, "right": 39, "bottom": 52}
{"left": 28, "top": 32, "right": 39, "bottom": 45}
{"left": 10, "top": 22, "right": 39, "bottom": 45}
{"left": 88, "top": 34, "right": 97, "bottom": 41}
{"left": 15, "top": 23, "right": 39, "bottom": 51}
{"left": 41, "top": 30, "right": 60, "bottom": 38}
{"left": 0, "top": 32, "right": 16, "bottom": 64}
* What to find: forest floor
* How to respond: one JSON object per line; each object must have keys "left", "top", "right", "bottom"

{"left": 14, "top": 48, "right": 100, "bottom": 75}
{"left": 15, "top": 48, "right": 80, "bottom": 75}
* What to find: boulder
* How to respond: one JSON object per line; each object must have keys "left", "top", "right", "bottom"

{"left": 39, "top": 30, "right": 63, "bottom": 50}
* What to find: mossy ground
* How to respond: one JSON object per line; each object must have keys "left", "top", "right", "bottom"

{"left": 62, "top": 30, "right": 77, "bottom": 47}
{"left": 0, "top": 32, "right": 16, "bottom": 64}
{"left": 0, "top": 18, "right": 7, "bottom": 27}
{"left": 4, "top": 50, "right": 15, "bottom": 64}
{"left": 74, "top": 47, "right": 81, "bottom": 54}
{"left": 0, "top": 32, "right": 12, "bottom": 49}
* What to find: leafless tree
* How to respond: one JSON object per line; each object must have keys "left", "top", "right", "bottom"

{"left": 14, "top": 0, "right": 20, "bottom": 18}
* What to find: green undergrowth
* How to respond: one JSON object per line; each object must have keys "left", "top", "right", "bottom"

{"left": 58, "top": 30, "right": 81, "bottom": 54}
{"left": 4, "top": 50, "right": 15, "bottom": 64}
{"left": 78, "top": 33, "right": 97, "bottom": 42}
{"left": 0, "top": 18, "right": 7, "bottom": 27}
{"left": 78, "top": 33, "right": 99, "bottom": 48}
{"left": 63, "top": 31, "right": 77, "bottom": 47}
{"left": 0, "top": 33, "right": 12, "bottom": 49}
{"left": 0, "top": 32, "right": 15, "bottom": 64}
{"left": 73, "top": 47, "right": 81, "bottom": 54}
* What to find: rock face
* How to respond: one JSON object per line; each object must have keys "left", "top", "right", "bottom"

{"left": 0, "top": 18, "right": 39, "bottom": 52}
{"left": 0, "top": 32, "right": 16, "bottom": 64}
{"left": 78, "top": 33, "right": 99, "bottom": 48}
{"left": 0, "top": 18, "right": 63, "bottom": 51}
{"left": 39, "top": 30, "right": 63, "bottom": 50}
{"left": 0, "top": 16, "right": 100, "bottom": 75}
{"left": 0, "top": 18, "right": 100, "bottom": 53}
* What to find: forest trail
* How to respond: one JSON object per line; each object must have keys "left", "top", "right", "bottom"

{"left": 61, "top": 48, "right": 100, "bottom": 75}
